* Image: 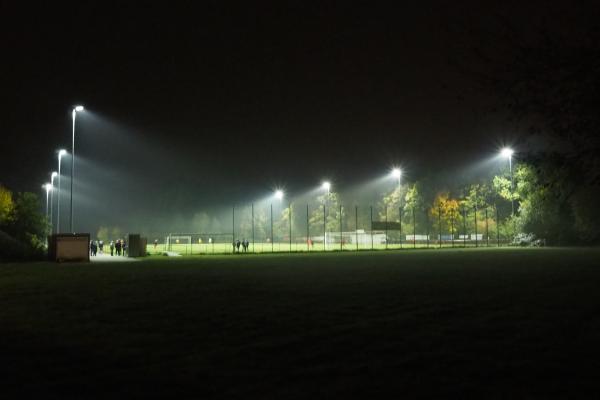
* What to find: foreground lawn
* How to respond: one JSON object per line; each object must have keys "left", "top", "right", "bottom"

{"left": 1, "top": 248, "right": 600, "bottom": 398}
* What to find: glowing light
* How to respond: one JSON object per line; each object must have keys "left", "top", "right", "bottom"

{"left": 391, "top": 168, "right": 402, "bottom": 179}
{"left": 321, "top": 181, "right": 331, "bottom": 191}
{"left": 501, "top": 148, "right": 514, "bottom": 158}
{"left": 51, "top": 171, "right": 58, "bottom": 180}
{"left": 43, "top": 183, "right": 52, "bottom": 192}
{"left": 74, "top": 105, "right": 84, "bottom": 112}
{"left": 275, "top": 189, "right": 284, "bottom": 200}
{"left": 58, "top": 149, "right": 68, "bottom": 158}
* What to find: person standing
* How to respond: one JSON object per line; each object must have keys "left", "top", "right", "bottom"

{"left": 115, "top": 239, "right": 122, "bottom": 256}
{"left": 110, "top": 240, "right": 115, "bottom": 256}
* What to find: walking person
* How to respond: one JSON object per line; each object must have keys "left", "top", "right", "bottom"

{"left": 122, "top": 240, "right": 127, "bottom": 256}
{"left": 236, "top": 239, "right": 241, "bottom": 253}
{"left": 110, "top": 240, "right": 114, "bottom": 256}
{"left": 99, "top": 240, "right": 104, "bottom": 254}
{"left": 115, "top": 239, "right": 122, "bottom": 256}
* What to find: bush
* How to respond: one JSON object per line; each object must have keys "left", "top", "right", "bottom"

{"left": 0, "top": 229, "right": 45, "bottom": 261}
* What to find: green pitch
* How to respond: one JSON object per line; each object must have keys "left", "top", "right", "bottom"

{"left": 148, "top": 240, "right": 505, "bottom": 255}
{"left": 2, "top": 247, "right": 599, "bottom": 398}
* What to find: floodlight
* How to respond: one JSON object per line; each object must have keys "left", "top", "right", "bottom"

{"left": 391, "top": 168, "right": 402, "bottom": 179}
{"left": 500, "top": 148, "right": 514, "bottom": 158}
{"left": 275, "top": 189, "right": 284, "bottom": 200}
{"left": 74, "top": 105, "right": 84, "bottom": 112}
{"left": 43, "top": 183, "right": 52, "bottom": 192}
{"left": 51, "top": 171, "right": 58, "bottom": 180}
{"left": 322, "top": 181, "right": 331, "bottom": 191}
{"left": 58, "top": 149, "right": 68, "bottom": 158}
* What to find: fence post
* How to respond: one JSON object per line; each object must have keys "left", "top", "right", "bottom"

{"left": 306, "top": 204, "right": 309, "bottom": 252}
{"left": 399, "top": 206, "right": 403, "bottom": 249}
{"left": 412, "top": 207, "right": 416, "bottom": 249}
{"left": 232, "top": 206, "right": 235, "bottom": 254}
{"left": 370, "top": 205, "right": 374, "bottom": 250}
{"left": 438, "top": 204, "right": 442, "bottom": 249}
{"left": 385, "top": 205, "right": 388, "bottom": 250}
{"left": 496, "top": 205, "right": 500, "bottom": 247}
{"left": 474, "top": 205, "right": 478, "bottom": 248}
{"left": 355, "top": 205, "right": 358, "bottom": 252}
{"left": 339, "top": 204, "right": 343, "bottom": 251}
{"left": 252, "top": 203, "right": 255, "bottom": 253}
{"left": 485, "top": 208, "right": 489, "bottom": 247}
{"left": 271, "top": 203, "right": 274, "bottom": 253}
{"left": 289, "top": 203, "right": 292, "bottom": 253}
{"left": 426, "top": 209, "right": 430, "bottom": 248}
{"left": 463, "top": 206, "right": 467, "bottom": 247}
{"left": 323, "top": 204, "right": 326, "bottom": 251}
{"left": 451, "top": 211, "right": 454, "bottom": 248}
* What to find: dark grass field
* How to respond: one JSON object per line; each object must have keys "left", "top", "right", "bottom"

{"left": 1, "top": 248, "right": 600, "bottom": 399}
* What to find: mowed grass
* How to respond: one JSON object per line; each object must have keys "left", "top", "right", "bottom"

{"left": 1, "top": 248, "right": 600, "bottom": 399}
{"left": 149, "top": 240, "right": 506, "bottom": 255}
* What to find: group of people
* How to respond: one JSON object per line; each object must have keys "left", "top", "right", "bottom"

{"left": 89, "top": 239, "right": 127, "bottom": 257}
{"left": 233, "top": 239, "right": 250, "bottom": 252}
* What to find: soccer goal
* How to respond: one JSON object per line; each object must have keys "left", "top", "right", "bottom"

{"left": 165, "top": 234, "right": 192, "bottom": 251}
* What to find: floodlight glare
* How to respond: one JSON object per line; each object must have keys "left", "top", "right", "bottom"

{"left": 322, "top": 181, "right": 331, "bottom": 191}
{"left": 391, "top": 168, "right": 402, "bottom": 179}
{"left": 501, "top": 148, "right": 514, "bottom": 158}
{"left": 51, "top": 171, "right": 58, "bottom": 180}
{"left": 74, "top": 105, "right": 84, "bottom": 112}
{"left": 58, "top": 149, "right": 68, "bottom": 157}
{"left": 275, "top": 189, "right": 284, "bottom": 200}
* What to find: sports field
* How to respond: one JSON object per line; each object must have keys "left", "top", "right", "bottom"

{"left": 148, "top": 239, "right": 508, "bottom": 255}
{"left": 2, "top": 248, "right": 600, "bottom": 398}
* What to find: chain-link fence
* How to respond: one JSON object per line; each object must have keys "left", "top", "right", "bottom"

{"left": 145, "top": 203, "right": 514, "bottom": 255}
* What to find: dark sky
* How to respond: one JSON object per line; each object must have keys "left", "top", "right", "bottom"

{"left": 0, "top": 1, "right": 579, "bottom": 233}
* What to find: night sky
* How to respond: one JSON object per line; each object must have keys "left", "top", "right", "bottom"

{"left": 0, "top": 1, "right": 584, "bottom": 233}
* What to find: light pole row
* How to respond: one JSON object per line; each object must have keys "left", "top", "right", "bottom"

{"left": 42, "top": 105, "right": 84, "bottom": 235}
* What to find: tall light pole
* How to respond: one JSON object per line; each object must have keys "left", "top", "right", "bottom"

{"left": 501, "top": 148, "right": 514, "bottom": 216}
{"left": 43, "top": 183, "right": 52, "bottom": 219}
{"left": 391, "top": 168, "right": 402, "bottom": 247}
{"left": 70, "top": 105, "right": 84, "bottom": 233}
{"left": 57, "top": 149, "right": 67, "bottom": 233}
{"left": 50, "top": 171, "right": 57, "bottom": 231}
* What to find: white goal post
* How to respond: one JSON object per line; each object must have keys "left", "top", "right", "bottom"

{"left": 165, "top": 235, "right": 192, "bottom": 247}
